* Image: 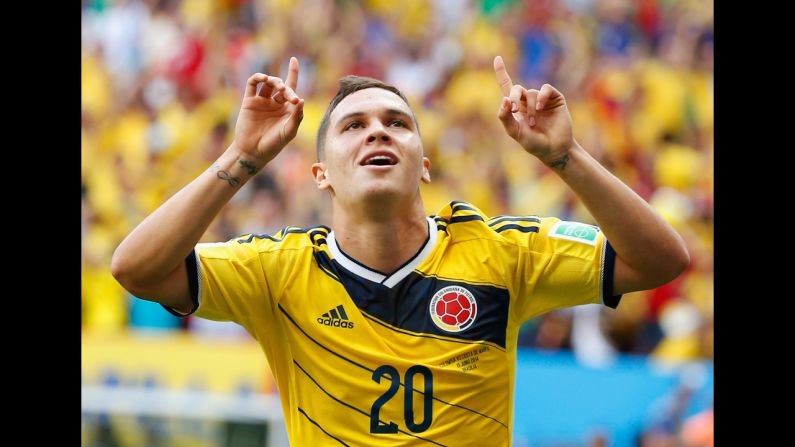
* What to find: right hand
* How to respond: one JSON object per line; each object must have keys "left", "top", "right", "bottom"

{"left": 233, "top": 57, "right": 305, "bottom": 164}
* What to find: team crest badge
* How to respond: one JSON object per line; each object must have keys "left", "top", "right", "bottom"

{"left": 429, "top": 286, "right": 477, "bottom": 333}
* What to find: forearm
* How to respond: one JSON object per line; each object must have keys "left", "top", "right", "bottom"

{"left": 489, "top": 62, "right": 688, "bottom": 290}
{"left": 548, "top": 142, "right": 689, "bottom": 286}
{"left": 111, "top": 144, "right": 262, "bottom": 289}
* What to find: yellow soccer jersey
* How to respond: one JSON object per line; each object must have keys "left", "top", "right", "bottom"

{"left": 164, "top": 201, "right": 622, "bottom": 446}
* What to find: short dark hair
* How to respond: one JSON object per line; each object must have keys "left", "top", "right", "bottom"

{"left": 316, "top": 76, "right": 418, "bottom": 161}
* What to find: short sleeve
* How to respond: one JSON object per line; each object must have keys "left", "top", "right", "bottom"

{"left": 161, "top": 238, "right": 270, "bottom": 328}
{"left": 507, "top": 217, "right": 622, "bottom": 322}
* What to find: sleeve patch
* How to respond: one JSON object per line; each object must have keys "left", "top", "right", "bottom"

{"left": 547, "top": 221, "right": 599, "bottom": 246}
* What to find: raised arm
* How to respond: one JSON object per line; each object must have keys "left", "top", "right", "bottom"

{"left": 492, "top": 56, "right": 689, "bottom": 295}
{"left": 111, "top": 57, "right": 305, "bottom": 313}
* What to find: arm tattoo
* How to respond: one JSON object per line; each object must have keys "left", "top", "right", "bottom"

{"left": 210, "top": 164, "right": 240, "bottom": 187}
{"left": 238, "top": 159, "right": 258, "bottom": 175}
{"left": 547, "top": 154, "right": 570, "bottom": 171}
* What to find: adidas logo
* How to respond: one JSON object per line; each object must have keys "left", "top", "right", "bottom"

{"left": 316, "top": 305, "right": 354, "bottom": 329}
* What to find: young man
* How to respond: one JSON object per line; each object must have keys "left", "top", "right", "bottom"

{"left": 112, "top": 56, "right": 689, "bottom": 446}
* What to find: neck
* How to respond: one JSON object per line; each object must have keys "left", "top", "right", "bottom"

{"left": 331, "top": 197, "right": 429, "bottom": 275}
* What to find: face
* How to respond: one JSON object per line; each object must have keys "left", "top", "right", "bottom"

{"left": 312, "top": 88, "right": 431, "bottom": 207}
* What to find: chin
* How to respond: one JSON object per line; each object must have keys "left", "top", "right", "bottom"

{"left": 357, "top": 181, "right": 410, "bottom": 204}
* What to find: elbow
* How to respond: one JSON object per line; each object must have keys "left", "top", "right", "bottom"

{"left": 110, "top": 248, "right": 142, "bottom": 294}
{"left": 669, "top": 236, "right": 691, "bottom": 279}
{"left": 110, "top": 248, "right": 182, "bottom": 303}
{"left": 110, "top": 249, "right": 127, "bottom": 285}
{"left": 616, "top": 244, "right": 690, "bottom": 294}
{"left": 657, "top": 244, "right": 690, "bottom": 286}
{"left": 674, "top": 245, "right": 691, "bottom": 277}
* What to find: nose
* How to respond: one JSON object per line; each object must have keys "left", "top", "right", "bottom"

{"left": 366, "top": 126, "right": 391, "bottom": 144}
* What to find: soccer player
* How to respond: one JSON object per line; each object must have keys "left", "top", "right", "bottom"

{"left": 112, "top": 56, "right": 689, "bottom": 446}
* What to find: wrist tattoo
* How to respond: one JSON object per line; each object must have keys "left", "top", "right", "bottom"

{"left": 210, "top": 163, "right": 240, "bottom": 187}
{"left": 238, "top": 159, "right": 258, "bottom": 175}
{"left": 547, "top": 154, "right": 570, "bottom": 171}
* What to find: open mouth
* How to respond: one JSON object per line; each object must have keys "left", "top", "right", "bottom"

{"left": 360, "top": 153, "right": 398, "bottom": 166}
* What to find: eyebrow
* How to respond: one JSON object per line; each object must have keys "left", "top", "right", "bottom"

{"left": 335, "top": 108, "right": 414, "bottom": 127}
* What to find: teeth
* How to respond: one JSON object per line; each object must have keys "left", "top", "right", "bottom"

{"left": 365, "top": 155, "right": 393, "bottom": 165}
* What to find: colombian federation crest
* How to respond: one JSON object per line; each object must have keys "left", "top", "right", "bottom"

{"left": 429, "top": 286, "right": 477, "bottom": 333}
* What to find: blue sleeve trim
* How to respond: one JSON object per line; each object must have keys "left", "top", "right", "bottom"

{"left": 603, "top": 241, "right": 622, "bottom": 309}
{"left": 160, "top": 250, "right": 200, "bottom": 317}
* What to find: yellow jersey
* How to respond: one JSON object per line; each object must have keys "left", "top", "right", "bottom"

{"left": 165, "top": 201, "right": 621, "bottom": 446}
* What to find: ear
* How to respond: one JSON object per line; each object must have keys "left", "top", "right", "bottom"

{"left": 311, "top": 162, "right": 331, "bottom": 190}
{"left": 421, "top": 156, "right": 431, "bottom": 184}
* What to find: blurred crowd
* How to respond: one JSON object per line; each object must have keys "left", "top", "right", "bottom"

{"left": 82, "top": 0, "right": 713, "bottom": 368}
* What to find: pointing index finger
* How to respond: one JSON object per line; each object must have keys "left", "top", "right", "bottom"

{"left": 493, "top": 56, "right": 513, "bottom": 96}
{"left": 285, "top": 57, "right": 299, "bottom": 91}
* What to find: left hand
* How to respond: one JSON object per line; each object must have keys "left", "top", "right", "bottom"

{"left": 493, "top": 56, "right": 574, "bottom": 165}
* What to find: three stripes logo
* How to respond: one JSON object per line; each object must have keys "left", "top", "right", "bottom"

{"left": 316, "top": 305, "right": 354, "bottom": 329}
